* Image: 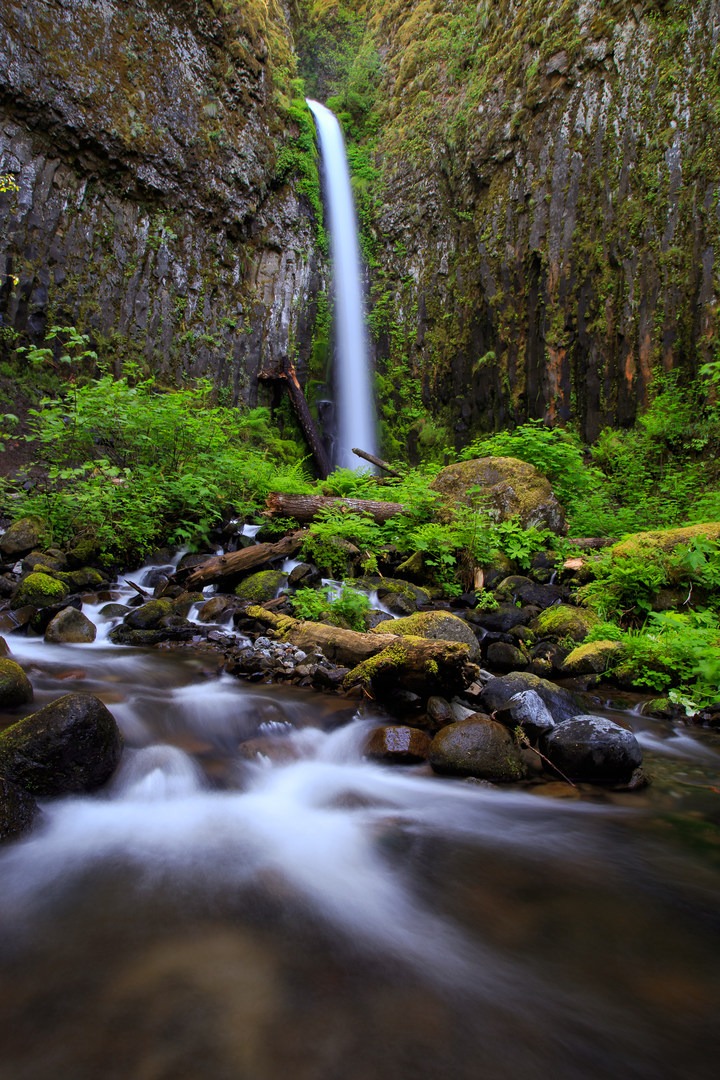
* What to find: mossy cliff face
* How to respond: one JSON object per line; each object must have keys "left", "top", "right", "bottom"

{"left": 318, "top": 0, "right": 720, "bottom": 444}
{"left": 0, "top": 0, "right": 324, "bottom": 398}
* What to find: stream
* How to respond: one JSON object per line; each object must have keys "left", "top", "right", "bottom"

{"left": 1, "top": 564, "right": 720, "bottom": 1079}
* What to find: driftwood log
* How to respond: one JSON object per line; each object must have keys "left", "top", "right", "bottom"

{"left": 246, "top": 606, "right": 477, "bottom": 698}
{"left": 264, "top": 493, "right": 407, "bottom": 523}
{"left": 184, "top": 531, "right": 308, "bottom": 589}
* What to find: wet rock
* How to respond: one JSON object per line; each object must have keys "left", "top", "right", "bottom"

{"left": 59, "top": 566, "right": 108, "bottom": 591}
{"left": 531, "top": 604, "right": 600, "bottom": 642}
{"left": 0, "top": 777, "right": 39, "bottom": 843}
{"left": 0, "top": 517, "right": 46, "bottom": 559}
{"left": 372, "top": 609, "right": 481, "bottom": 661}
{"left": 466, "top": 602, "right": 532, "bottom": 633}
{"left": 560, "top": 640, "right": 625, "bottom": 676}
{"left": 0, "top": 657, "right": 34, "bottom": 707}
{"left": 528, "top": 639, "right": 571, "bottom": 675}
{"left": 287, "top": 562, "right": 322, "bottom": 588}
{"left": 0, "top": 636, "right": 8, "bottom": 657}
{"left": 496, "top": 576, "right": 565, "bottom": 609}
{"left": 237, "top": 737, "right": 300, "bottom": 765}
{"left": 494, "top": 690, "right": 556, "bottom": 739}
{"left": 430, "top": 458, "right": 566, "bottom": 533}
{"left": 234, "top": 570, "right": 287, "bottom": 603}
{"left": 429, "top": 716, "right": 527, "bottom": 782}
{"left": 0, "top": 692, "right": 123, "bottom": 796}
{"left": 124, "top": 599, "right": 174, "bottom": 629}
{"left": 479, "top": 671, "right": 582, "bottom": 723}
{"left": 196, "top": 595, "right": 235, "bottom": 623}
{"left": 426, "top": 695, "right": 456, "bottom": 728}
{"left": 11, "top": 571, "right": 70, "bottom": 610}
{"left": 44, "top": 606, "right": 97, "bottom": 644}
{"left": 109, "top": 625, "right": 197, "bottom": 646}
{"left": 98, "top": 603, "right": 131, "bottom": 620}
{"left": 485, "top": 641, "right": 528, "bottom": 671}
{"left": 0, "top": 575, "right": 16, "bottom": 598}
{"left": 365, "top": 725, "right": 431, "bottom": 764}
{"left": 378, "top": 591, "right": 417, "bottom": 616}
{"left": 542, "top": 715, "right": 643, "bottom": 783}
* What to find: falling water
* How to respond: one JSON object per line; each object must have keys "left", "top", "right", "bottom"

{"left": 307, "top": 99, "right": 378, "bottom": 470}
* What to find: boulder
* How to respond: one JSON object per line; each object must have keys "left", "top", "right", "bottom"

{"left": 0, "top": 777, "right": 39, "bottom": 843}
{"left": 531, "top": 604, "right": 600, "bottom": 642}
{"left": 430, "top": 457, "right": 566, "bottom": 533}
{"left": 365, "top": 725, "right": 431, "bottom": 764}
{"left": 124, "top": 599, "right": 174, "bottom": 629}
{"left": 44, "top": 606, "right": 98, "bottom": 644}
{"left": 541, "top": 715, "right": 642, "bottom": 782}
{"left": 479, "top": 671, "right": 582, "bottom": 723}
{"left": 466, "top": 602, "right": 532, "bottom": 633}
{"left": 0, "top": 692, "right": 123, "bottom": 796}
{"left": 494, "top": 690, "right": 556, "bottom": 739}
{"left": 372, "top": 610, "right": 481, "bottom": 661}
{"left": 11, "top": 571, "right": 70, "bottom": 610}
{"left": 495, "top": 576, "right": 565, "bottom": 609}
{"left": 0, "top": 516, "right": 47, "bottom": 559}
{"left": 485, "top": 641, "right": 528, "bottom": 671}
{"left": 429, "top": 716, "right": 527, "bottom": 781}
{"left": 234, "top": 570, "right": 287, "bottom": 602}
{"left": 560, "top": 640, "right": 625, "bottom": 676}
{"left": 0, "top": 657, "right": 34, "bottom": 707}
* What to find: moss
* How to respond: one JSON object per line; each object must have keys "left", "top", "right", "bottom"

{"left": 560, "top": 640, "right": 625, "bottom": 676}
{"left": 0, "top": 658, "right": 34, "bottom": 707}
{"left": 430, "top": 457, "right": 566, "bottom": 533}
{"left": 234, "top": 570, "right": 287, "bottom": 602}
{"left": 533, "top": 604, "right": 600, "bottom": 642}
{"left": 371, "top": 609, "right": 480, "bottom": 659}
{"left": 11, "top": 572, "right": 70, "bottom": 610}
{"left": 612, "top": 523, "right": 720, "bottom": 559}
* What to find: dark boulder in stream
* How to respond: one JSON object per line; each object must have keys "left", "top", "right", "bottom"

{"left": 0, "top": 693, "right": 123, "bottom": 796}
{"left": 429, "top": 716, "right": 527, "bottom": 782}
{"left": 542, "top": 715, "right": 643, "bottom": 783}
{"left": 0, "top": 657, "right": 34, "bottom": 707}
{"left": 0, "top": 777, "right": 39, "bottom": 843}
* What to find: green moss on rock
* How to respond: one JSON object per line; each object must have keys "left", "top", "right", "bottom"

{"left": 11, "top": 572, "right": 70, "bottom": 610}
{"left": 0, "top": 657, "right": 34, "bottom": 707}
{"left": 430, "top": 457, "right": 566, "bottom": 533}
{"left": 560, "top": 640, "right": 625, "bottom": 676}
{"left": 532, "top": 604, "right": 600, "bottom": 642}
{"left": 234, "top": 570, "right": 287, "bottom": 602}
{"left": 371, "top": 609, "right": 481, "bottom": 660}
{"left": 611, "top": 523, "right": 720, "bottom": 558}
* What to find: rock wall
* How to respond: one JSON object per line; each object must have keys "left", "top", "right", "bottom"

{"left": 346, "top": 0, "right": 720, "bottom": 444}
{"left": 0, "top": 0, "right": 324, "bottom": 402}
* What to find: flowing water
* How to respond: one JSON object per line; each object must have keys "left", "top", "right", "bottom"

{"left": 1, "top": 567, "right": 720, "bottom": 1079}
{"left": 307, "top": 99, "right": 378, "bottom": 470}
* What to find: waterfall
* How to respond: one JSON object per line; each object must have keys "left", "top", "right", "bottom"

{"left": 306, "top": 99, "right": 378, "bottom": 470}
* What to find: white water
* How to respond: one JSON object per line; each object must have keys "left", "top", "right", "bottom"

{"left": 307, "top": 99, "right": 378, "bottom": 470}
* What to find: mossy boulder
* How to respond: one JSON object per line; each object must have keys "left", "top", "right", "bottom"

{"left": 0, "top": 657, "right": 34, "bottom": 707}
{"left": 11, "top": 572, "right": 70, "bottom": 610}
{"left": 0, "top": 692, "right": 123, "bottom": 796}
{"left": 429, "top": 716, "right": 527, "bottom": 781}
{"left": 234, "top": 570, "right": 287, "bottom": 602}
{"left": 57, "top": 566, "right": 108, "bottom": 591}
{"left": 532, "top": 604, "right": 600, "bottom": 642}
{"left": 44, "top": 606, "right": 97, "bottom": 644}
{"left": 0, "top": 517, "right": 47, "bottom": 559}
{"left": 22, "top": 549, "right": 67, "bottom": 573}
{"left": 560, "top": 640, "right": 625, "bottom": 676}
{"left": 430, "top": 457, "right": 566, "bottom": 534}
{"left": 0, "top": 777, "right": 39, "bottom": 844}
{"left": 372, "top": 610, "right": 481, "bottom": 661}
{"left": 611, "top": 523, "right": 720, "bottom": 558}
{"left": 123, "top": 599, "right": 174, "bottom": 629}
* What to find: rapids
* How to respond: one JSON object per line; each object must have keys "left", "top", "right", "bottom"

{"left": 1, "top": 563, "right": 720, "bottom": 1079}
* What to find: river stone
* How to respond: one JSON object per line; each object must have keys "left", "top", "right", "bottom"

{"left": 288, "top": 562, "right": 322, "bottom": 588}
{"left": 542, "top": 715, "right": 642, "bottom": 782}
{"left": 22, "top": 549, "right": 68, "bottom": 573}
{"left": 0, "top": 657, "right": 34, "bottom": 707}
{"left": 0, "top": 516, "right": 46, "bottom": 558}
{"left": 485, "top": 641, "right": 528, "bottom": 671}
{"left": 0, "top": 692, "right": 123, "bottom": 796}
{"left": 430, "top": 457, "right": 566, "bottom": 533}
{"left": 0, "top": 777, "right": 39, "bottom": 843}
{"left": 124, "top": 598, "right": 174, "bottom": 629}
{"left": 365, "top": 725, "right": 431, "bottom": 764}
{"left": 372, "top": 610, "right": 481, "bottom": 661}
{"left": 466, "top": 602, "right": 533, "bottom": 633}
{"left": 479, "top": 671, "right": 582, "bottom": 724}
{"left": 11, "top": 571, "right": 70, "bottom": 610}
{"left": 234, "top": 570, "right": 287, "bottom": 602}
{"left": 429, "top": 716, "right": 527, "bottom": 781}
{"left": 531, "top": 604, "right": 601, "bottom": 642}
{"left": 494, "top": 690, "right": 556, "bottom": 739}
{"left": 44, "top": 606, "right": 97, "bottom": 644}
{"left": 560, "top": 640, "right": 625, "bottom": 676}
{"left": 196, "top": 595, "right": 234, "bottom": 622}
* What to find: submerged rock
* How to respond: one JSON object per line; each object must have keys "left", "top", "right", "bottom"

{"left": 0, "top": 692, "right": 123, "bottom": 796}
{"left": 0, "top": 777, "right": 39, "bottom": 843}
{"left": 0, "top": 657, "right": 34, "bottom": 707}
{"left": 429, "top": 716, "right": 527, "bottom": 782}
{"left": 542, "top": 715, "right": 643, "bottom": 782}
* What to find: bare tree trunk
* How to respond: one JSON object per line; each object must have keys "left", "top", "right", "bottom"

{"left": 184, "top": 531, "right": 307, "bottom": 589}
{"left": 351, "top": 448, "right": 402, "bottom": 476}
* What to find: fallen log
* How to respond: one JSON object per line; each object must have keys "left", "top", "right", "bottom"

{"left": 351, "top": 448, "right": 402, "bottom": 477}
{"left": 246, "top": 606, "right": 477, "bottom": 698}
{"left": 185, "top": 531, "right": 308, "bottom": 589}
{"left": 264, "top": 493, "right": 407, "bottom": 523}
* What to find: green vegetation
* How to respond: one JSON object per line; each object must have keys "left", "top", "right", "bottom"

{"left": 290, "top": 583, "right": 371, "bottom": 631}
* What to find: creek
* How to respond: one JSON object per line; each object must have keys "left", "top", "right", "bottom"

{"left": 1, "top": 562, "right": 720, "bottom": 1079}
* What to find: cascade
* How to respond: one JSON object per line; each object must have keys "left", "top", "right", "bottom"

{"left": 306, "top": 99, "right": 378, "bottom": 470}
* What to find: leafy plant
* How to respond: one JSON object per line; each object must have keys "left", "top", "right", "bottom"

{"left": 290, "top": 584, "right": 371, "bottom": 631}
